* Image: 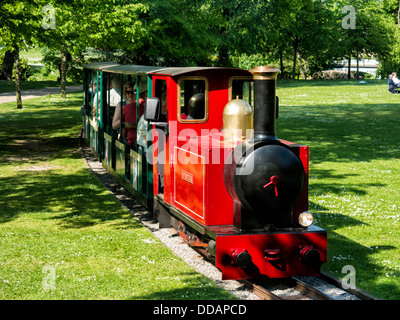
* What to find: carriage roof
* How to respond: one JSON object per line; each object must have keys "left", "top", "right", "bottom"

{"left": 84, "top": 62, "right": 246, "bottom": 77}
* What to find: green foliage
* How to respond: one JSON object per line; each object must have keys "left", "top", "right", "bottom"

{"left": 312, "top": 70, "right": 366, "bottom": 80}
{"left": 0, "top": 55, "right": 32, "bottom": 81}
{"left": 40, "top": 48, "right": 60, "bottom": 76}
{"left": 40, "top": 48, "right": 82, "bottom": 83}
{"left": 2, "top": 0, "right": 400, "bottom": 81}
{"left": 377, "top": 27, "right": 400, "bottom": 78}
{"left": 231, "top": 54, "right": 274, "bottom": 70}
{"left": 0, "top": 0, "right": 46, "bottom": 61}
{"left": 12, "top": 58, "right": 32, "bottom": 80}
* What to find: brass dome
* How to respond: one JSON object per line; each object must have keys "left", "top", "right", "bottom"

{"left": 223, "top": 97, "right": 253, "bottom": 143}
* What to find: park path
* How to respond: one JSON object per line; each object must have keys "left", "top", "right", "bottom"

{"left": 0, "top": 85, "right": 83, "bottom": 104}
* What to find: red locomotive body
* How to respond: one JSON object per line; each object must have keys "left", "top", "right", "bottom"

{"left": 145, "top": 66, "right": 327, "bottom": 280}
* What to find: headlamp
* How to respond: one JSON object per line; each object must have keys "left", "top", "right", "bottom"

{"left": 298, "top": 211, "right": 314, "bottom": 227}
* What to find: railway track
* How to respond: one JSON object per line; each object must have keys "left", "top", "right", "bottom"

{"left": 80, "top": 133, "right": 379, "bottom": 301}
{"left": 239, "top": 272, "right": 379, "bottom": 300}
{"left": 239, "top": 277, "right": 335, "bottom": 300}
{"left": 192, "top": 245, "right": 374, "bottom": 301}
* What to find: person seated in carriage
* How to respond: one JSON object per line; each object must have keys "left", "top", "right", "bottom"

{"left": 112, "top": 82, "right": 146, "bottom": 148}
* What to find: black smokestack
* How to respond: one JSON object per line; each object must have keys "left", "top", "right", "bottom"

{"left": 250, "top": 66, "right": 280, "bottom": 141}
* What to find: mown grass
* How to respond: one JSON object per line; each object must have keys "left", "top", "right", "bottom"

{"left": 0, "top": 93, "right": 236, "bottom": 300}
{"left": 277, "top": 79, "right": 400, "bottom": 299}
{"left": 1, "top": 79, "right": 399, "bottom": 300}
{"left": 0, "top": 80, "right": 64, "bottom": 94}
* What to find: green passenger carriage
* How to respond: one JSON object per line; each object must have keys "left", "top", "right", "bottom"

{"left": 82, "top": 62, "right": 159, "bottom": 207}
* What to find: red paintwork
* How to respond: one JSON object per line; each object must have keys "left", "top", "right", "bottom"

{"left": 214, "top": 226, "right": 327, "bottom": 280}
{"left": 148, "top": 68, "right": 327, "bottom": 280}
{"left": 173, "top": 133, "right": 237, "bottom": 225}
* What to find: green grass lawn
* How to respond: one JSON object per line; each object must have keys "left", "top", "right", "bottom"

{"left": 277, "top": 79, "right": 400, "bottom": 299}
{"left": 1, "top": 79, "right": 399, "bottom": 300}
{"left": 0, "top": 93, "right": 236, "bottom": 300}
{"left": 0, "top": 80, "right": 63, "bottom": 94}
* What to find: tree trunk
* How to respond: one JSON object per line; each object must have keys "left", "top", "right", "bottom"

{"left": 347, "top": 53, "right": 351, "bottom": 79}
{"left": 60, "top": 46, "right": 67, "bottom": 98}
{"left": 398, "top": 0, "right": 400, "bottom": 26}
{"left": 0, "top": 49, "right": 17, "bottom": 80}
{"left": 292, "top": 36, "right": 299, "bottom": 79}
{"left": 14, "top": 46, "right": 22, "bottom": 109}
{"left": 218, "top": 7, "right": 231, "bottom": 67}
{"left": 356, "top": 46, "right": 359, "bottom": 80}
{"left": 300, "top": 57, "right": 308, "bottom": 79}
{"left": 279, "top": 50, "right": 284, "bottom": 79}
{"left": 106, "top": 46, "right": 110, "bottom": 61}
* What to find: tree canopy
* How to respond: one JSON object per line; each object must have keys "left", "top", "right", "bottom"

{"left": 1, "top": 0, "right": 399, "bottom": 89}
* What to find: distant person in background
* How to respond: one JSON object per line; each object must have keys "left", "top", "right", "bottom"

{"left": 392, "top": 72, "right": 400, "bottom": 88}
{"left": 388, "top": 75, "right": 397, "bottom": 94}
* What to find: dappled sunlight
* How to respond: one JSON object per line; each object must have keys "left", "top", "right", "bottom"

{"left": 0, "top": 167, "right": 138, "bottom": 230}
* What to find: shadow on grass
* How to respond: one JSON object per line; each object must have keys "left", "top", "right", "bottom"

{"left": 0, "top": 135, "right": 81, "bottom": 165}
{"left": 0, "top": 93, "right": 84, "bottom": 164}
{"left": 277, "top": 79, "right": 386, "bottom": 88}
{"left": 320, "top": 226, "right": 399, "bottom": 300}
{"left": 0, "top": 96, "right": 82, "bottom": 161}
{"left": 309, "top": 199, "right": 399, "bottom": 299}
{"left": 278, "top": 102, "right": 400, "bottom": 164}
{"left": 130, "top": 272, "right": 237, "bottom": 300}
{"left": 0, "top": 94, "right": 139, "bottom": 230}
{"left": 0, "top": 80, "right": 63, "bottom": 94}
{"left": 0, "top": 167, "right": 141, "bottom": 230}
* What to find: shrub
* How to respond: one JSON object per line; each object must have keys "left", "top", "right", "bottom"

{"left": 12, "top": 58, "right": 32, "bottom": 81}
{"left": 311, "top": 69, "right": 365, "bottom": 80}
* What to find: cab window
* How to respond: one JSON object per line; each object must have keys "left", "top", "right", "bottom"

{"left": 178, "top": 77, "right": 208, "bottom": 122}
{"left": 230, "top": 78, "right": 254, "bottom": 107}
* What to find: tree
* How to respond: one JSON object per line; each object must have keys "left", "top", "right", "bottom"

{"left": 378, "top": 0, "right": 400, "bottom": 77}
{"left": 334, "top": 0, "right": 394, "bottom": 79}
{"left": 202, "top": 0, "right": 274, "bottom": 67}
{"left": 225, "top": 0, "right": 338, "bottom": 78}
{"left": 0, "top": 0, "right": 43, "bottom": 107}
{"left": 0, "top": 50, "right": 18, "bottom": 81}
{"left": 39, "top": 1, "right": 88, "bottom": 98}
{"left": 74, "top": 0, "right": 218, "bottom": 66}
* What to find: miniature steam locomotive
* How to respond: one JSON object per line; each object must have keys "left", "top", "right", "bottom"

{"left": 82, "top": 63, "right": 327, "bottom": 280}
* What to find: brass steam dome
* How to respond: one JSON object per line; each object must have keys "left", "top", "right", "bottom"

{"left": 223, "top": 97, "right": 253, "bottom": 143}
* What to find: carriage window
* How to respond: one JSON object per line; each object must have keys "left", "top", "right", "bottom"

{"left": 91, "top": 70, "right": 101, "bottom": 118}
{"left": 83, "top": 69, "right": 91, "bottom": 116}
{"left": 231, "top": 78, "right": 254, "bottom": 107}
{"left": 178, "top": 77, "right": 208, "bottom": 122}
